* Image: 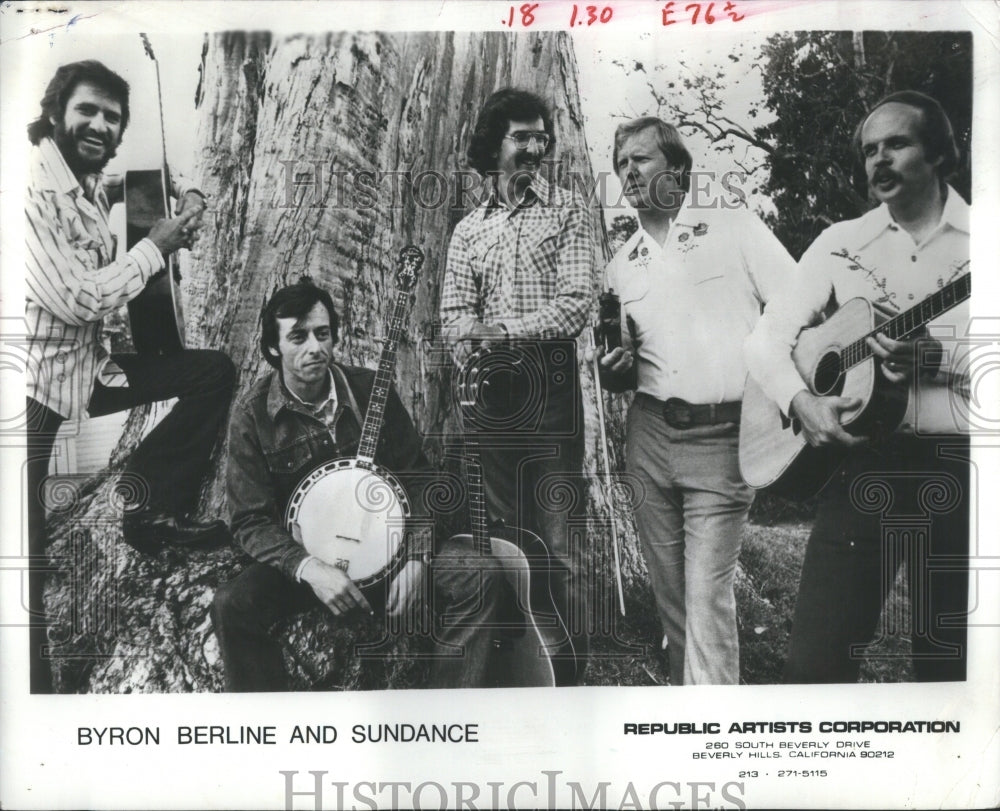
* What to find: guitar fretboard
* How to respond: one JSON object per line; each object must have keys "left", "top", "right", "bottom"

{"left": 464, "top": 433, "right": 492, "bottom": 556}
{"left": 839, "top": 272, "right": 971, "bottom": 371}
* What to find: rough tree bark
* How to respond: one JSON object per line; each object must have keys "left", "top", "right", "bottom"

{"left": 44, "top": 30, "right": 645, "bottom": 693}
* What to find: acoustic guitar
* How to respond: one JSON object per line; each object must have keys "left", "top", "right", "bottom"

{"left": 452, "top": 347, "right": 579, "bottom": 687}
{"left": 124, "top": 34, "right": 185, "bottom": 355}
{"left": 125, "top": 169, "right": 185, "bottom": 354}
{"left": 739, "top": 272, "right": 971, "bottom": 498}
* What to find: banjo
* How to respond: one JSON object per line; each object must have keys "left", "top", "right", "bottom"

{"left": 284, "top": 246, "right": 424, "bottom": 586}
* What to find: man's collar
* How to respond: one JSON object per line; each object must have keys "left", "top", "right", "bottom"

{"left": 37, "top": 137, "right": 89, "bottom": 196}
{"left": 939, "top": 184, "right": 970, "bottom": 234}
{"left": 268, "top": 366, "right": 336, "bottom": 419}
{"left": 38, "top": 136, "right": 101, "bottom": 194}
{"left": 857, "top": 184, "right": 969, "bottom": 248}
{"left": 623, "top": 228, "right": 647, "bottom": 261}
{"left": 624, "top": 190, "right": 693, "bottom": 258}
{"left": 486, "top": 173, "right": 550, "bottom": 210}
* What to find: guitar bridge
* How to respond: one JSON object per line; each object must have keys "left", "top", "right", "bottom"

{"left": 779, "top": 412, "right": 802, "bottom": 435}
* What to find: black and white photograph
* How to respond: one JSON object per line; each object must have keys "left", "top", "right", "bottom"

{"left": 1, "top": 1, "right": 998, "bottom": 808}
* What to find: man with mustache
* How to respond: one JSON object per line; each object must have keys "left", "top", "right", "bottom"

{"left": 745, "top": 91, "right": 971, "bottom": 682}
{"left": 25, "top": 60, "right": 235, "bottom": 692}
{"left": 214, "top": 280, "right": 499, "bottom": 691}
{"left": 440, "top": 88, "right": 597, "bottom": 678}
{"left": 596, "top": 117, "right": 796, "bottom": 685}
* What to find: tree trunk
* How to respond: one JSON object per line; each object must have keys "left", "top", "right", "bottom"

{"left": 45, "top": 30, "right": 645, "bottom": 693}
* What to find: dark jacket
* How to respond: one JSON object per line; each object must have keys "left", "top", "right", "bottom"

{"left": 226, "top": 362, "right": 431, "bottom": 580}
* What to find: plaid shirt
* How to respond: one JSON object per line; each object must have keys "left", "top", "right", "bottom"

{"left": 441, "top": 175, "right": 597, "bottom": 340}
{"left": 25, "top": 137, "right": 164, "bottom": 419}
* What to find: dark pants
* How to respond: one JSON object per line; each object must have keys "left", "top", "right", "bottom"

{"left": 210, "top": 538, "right": 502, "bottom": 691}
{"left": 25, "top": 349, "right": 235, "bottom": 693}
{"left": 88, "top": 350, "right": 236, "bottom": 514}
{"left": 784, "top": 437, "right": 970, "bottom": 683}
{"left": 464, "top": 340, "right": 588, "bottom": 667}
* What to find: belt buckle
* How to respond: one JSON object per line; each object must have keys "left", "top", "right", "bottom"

{"left": 663, "top": 397, "right": 692, "bottom": 429}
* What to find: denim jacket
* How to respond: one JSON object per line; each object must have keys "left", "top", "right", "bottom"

{"left": 226, "top": 362, "right": 431, "bottom": 580}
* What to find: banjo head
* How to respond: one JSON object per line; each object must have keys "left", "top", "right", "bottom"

{"left": 285, "top": 458, "right": 411, "bottom": 586}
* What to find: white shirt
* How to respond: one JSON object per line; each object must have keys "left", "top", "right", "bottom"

{"left": 25, "top": 137, "right": 166, "bottom": 419}
{"left": 605, "top": 199, "right": 796, "bottom": 403}
{"left": 744, "top": 185, "right": 970, "bottom": 435}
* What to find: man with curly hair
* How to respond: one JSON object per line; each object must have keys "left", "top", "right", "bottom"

{"left": 440, "top": 89, "right": 598, "bottom": 680}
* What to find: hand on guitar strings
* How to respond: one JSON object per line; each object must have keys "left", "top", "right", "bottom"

{"left": 147, "top": 205, "right": 204, "bottom": 257}
{"left": 790, "top": 390, "right": 867, "bottom": 449}
{"left": 301, "top": 558, "right": 373, "bottom": 617}
{"left": 386, "top": 559, "right": 427, "bottom": 619}
{"left": 866, "top": 332, "right": 919, "bottom": 384}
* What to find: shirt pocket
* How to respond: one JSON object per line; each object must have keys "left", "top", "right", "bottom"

{"left": 523, "top": 232, "right": 559, "bottom": 281}
{"left": 264, "top": 436, "right": 317, "bottom": 487}
{"left": 58, "top": 204, "right": 107, "bottom": 266}
{"left": 616, "top": 265, "right": 650, "bottom": 305}
{"left": 685, "top": 264, "right": 726, "bottom": 287}
{"left": 467, "top": 232, "right": 503, "bottom": 297}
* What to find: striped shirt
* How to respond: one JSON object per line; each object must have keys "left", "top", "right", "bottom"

{"left": 440, "top": 175, "right": 597, "bottom": 340}
{"left": 25, "top": 137, "right": 165, "bottom": 419}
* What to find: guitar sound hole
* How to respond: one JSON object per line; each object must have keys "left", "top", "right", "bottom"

{"left": 812, "top": 351, "right": 844, "bottom": 396}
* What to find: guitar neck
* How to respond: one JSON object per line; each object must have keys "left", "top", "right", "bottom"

{"left": 356, "top": 290, "right": 409, "bottom": 462}
{"left": 464, "top": 433, "right": 492, "bottom": 556}
{"left": 840, "top": 271, "right": 971, "bottom": 372}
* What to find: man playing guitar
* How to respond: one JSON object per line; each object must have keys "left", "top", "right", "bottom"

{"left": 213, "top": 280, "right": 500, "bottom": 691}
{"left": 25, "top": 60, "right": 236, "bottom": 693}
{"left": 744, "top": 91, "right": 971, "bottom": 682}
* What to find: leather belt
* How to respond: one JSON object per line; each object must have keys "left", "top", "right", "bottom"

{"left": 637, "top": 393, "right": 742, "bottom": 429}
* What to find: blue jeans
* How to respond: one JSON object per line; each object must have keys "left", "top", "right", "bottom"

{"left": 626, "top": 398, "right": 753, "bottom": 685}
{"left": 211, "top": 536, "right": 502, "bottom": 691}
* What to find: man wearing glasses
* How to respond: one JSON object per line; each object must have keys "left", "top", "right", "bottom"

{"left": 440, "top": 88, "right": 597, "bottom": 680}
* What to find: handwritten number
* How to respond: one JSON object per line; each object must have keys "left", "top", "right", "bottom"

{"left": 570, "top": 5, "right": 613, "bottom": 25}
{"left": 503, "top": 4, "right": 536, "bottom": 27}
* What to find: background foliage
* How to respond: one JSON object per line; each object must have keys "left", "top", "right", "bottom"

{"left": 619, "top": 30, "right": 972, "bottom": 259}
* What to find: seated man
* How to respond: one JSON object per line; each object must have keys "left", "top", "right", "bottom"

{"left": 212, "top": 280, "right": 499, "bottom": 691}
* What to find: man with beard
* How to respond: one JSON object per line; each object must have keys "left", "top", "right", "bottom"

{"left": 25, "top": 60, "right": 235, "bottom": 692}
{"left": 745, "top": 91, "right": 971, "bottom": 682}
{"left": 440, "top": 88, "right": 597, "bottom": 679}
{"left": 596, "top": 117, "right": 796, "bottom": 685}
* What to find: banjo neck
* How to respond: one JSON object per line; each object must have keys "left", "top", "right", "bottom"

{"left": 356, "top": 247, "right": 423, "bottom": 463}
